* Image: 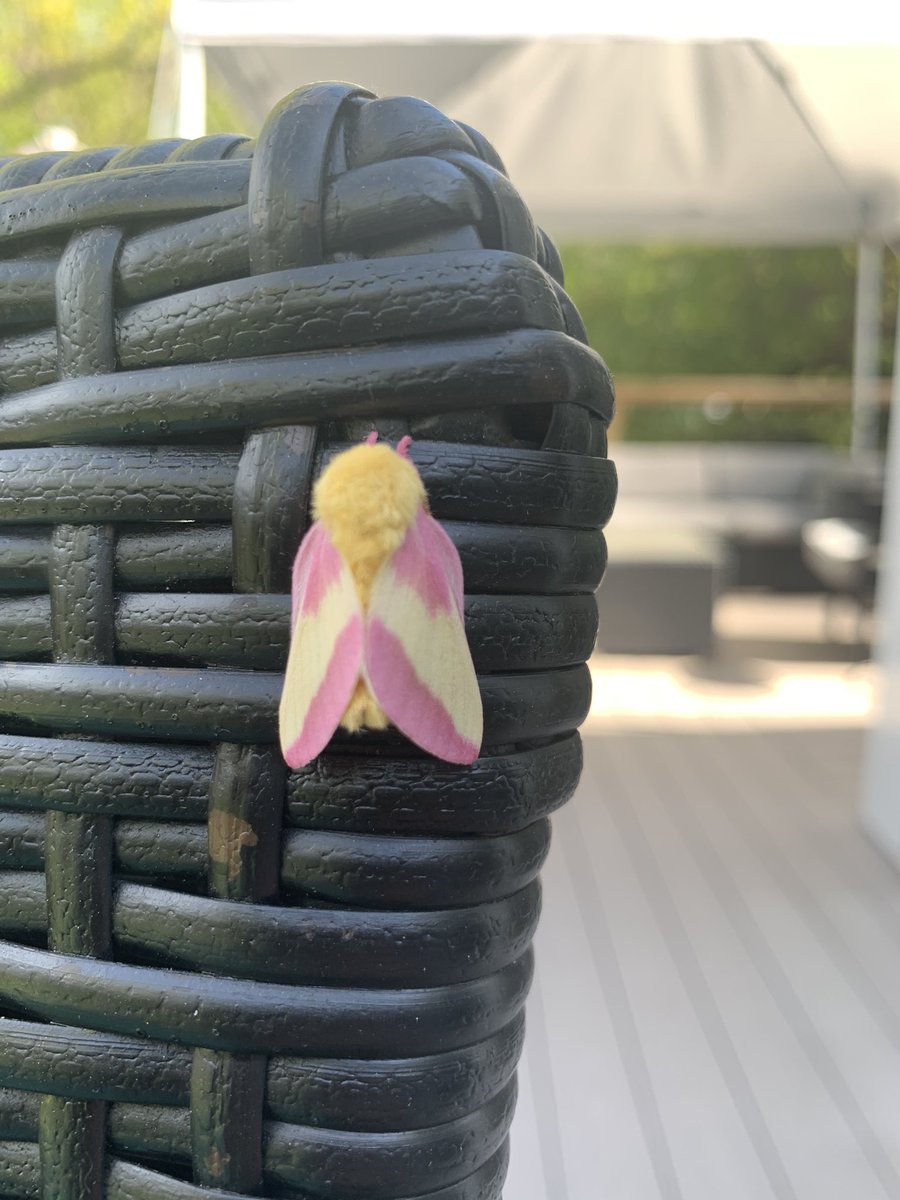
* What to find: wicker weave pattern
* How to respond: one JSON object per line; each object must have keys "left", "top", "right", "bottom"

{"left": 0, "top": 84, "right": 615, "bottom": 1198}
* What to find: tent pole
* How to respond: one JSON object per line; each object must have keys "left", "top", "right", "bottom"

{"left": 860, "top": 276, "right": 900, "bottom": 861}
{"left": 176, "top": 40, "right": 207, "bottom": 140}
{"left": 147, "top": 26, "right": 181, "bottom": 139}
{"left": 851, "top": 239, "right": 883, "bottom": 459}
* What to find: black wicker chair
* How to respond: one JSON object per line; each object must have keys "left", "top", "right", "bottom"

{"left": 0, "top": 83, "right": 615, "bottom": 1199}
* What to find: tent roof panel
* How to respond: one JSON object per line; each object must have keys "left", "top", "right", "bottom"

{"left": 162, "top": 4, "right": 900, "bottom": 242}
{"left": 171, "top": 0, "right": 900, "bottom": 45}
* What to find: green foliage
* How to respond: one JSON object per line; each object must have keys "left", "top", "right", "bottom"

{"left": 0, "top": 0, "right": 173, "bottom": 152}
{"left": 621, "top": 403, "right": 866, "bottom": 446}
{"left": 0, "top": 1, "right": 243, "bottom": 153}
{"left": 560, "top": 242, "right": 898, "bottom": 445}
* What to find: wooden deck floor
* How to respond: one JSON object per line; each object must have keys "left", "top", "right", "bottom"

{"left": 507, "top": 705, "right": 900, "bottom": 1198}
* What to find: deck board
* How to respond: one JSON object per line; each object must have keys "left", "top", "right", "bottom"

{"left": 507, "top": 723, "right": 900, "bottom": 1200}
{"left": 535, "top": 798, "right": 676, "bottom": 1200}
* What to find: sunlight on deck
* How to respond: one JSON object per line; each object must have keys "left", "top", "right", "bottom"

{"left": 590, "top": 591, "right": 876, "bottom": 728}
{"left": 589, "top": 656, "right": 873, "bottom": 727}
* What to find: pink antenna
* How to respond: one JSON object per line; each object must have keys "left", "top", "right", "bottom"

{"left": 365, "top": 430, "right": 378, "bottom": 445}
{"left": 396, "top": 435, "right": 412, "bottom": 458}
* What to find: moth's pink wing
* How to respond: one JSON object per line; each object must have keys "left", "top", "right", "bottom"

{"left": 279, "top": 521, "right": 363, "bottom": 769}
{"left": 364, "top": 508, "right": 483, "bottom": 764}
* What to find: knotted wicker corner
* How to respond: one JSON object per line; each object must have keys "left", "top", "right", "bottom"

{"left": 0, "top": 83, "right": 615, "bottom": 1199}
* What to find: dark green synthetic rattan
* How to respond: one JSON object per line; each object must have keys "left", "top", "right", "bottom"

{"left": 0, "top": 83, "right": 615, "bottom": 1199}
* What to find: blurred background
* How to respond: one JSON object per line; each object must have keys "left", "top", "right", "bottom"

{"left": 4, "top": 3, "right": 900, "bottom": 1196}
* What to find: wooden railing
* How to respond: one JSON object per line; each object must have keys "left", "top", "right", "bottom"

{"left": 610, "top": 374, "right": 892, "bottom": 439}
{"left": 614, "top": 374, "right": 892, "bottom": 406}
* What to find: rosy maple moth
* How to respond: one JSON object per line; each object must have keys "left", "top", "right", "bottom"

{"left": 278, "top": 434, "right": 483, "bottom": 767}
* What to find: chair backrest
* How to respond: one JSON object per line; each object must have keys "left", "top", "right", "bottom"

{"left": 0, "top": 83, "right": 614, "bottom": 1200}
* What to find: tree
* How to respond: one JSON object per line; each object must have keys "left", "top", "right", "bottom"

{"left": 0, "top": 0, "right": 171, "bottom": 153}
{"left": 560, "top": 242, "right": 898, "bottom": 444}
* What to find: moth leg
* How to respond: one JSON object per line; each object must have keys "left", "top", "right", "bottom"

{"left": 341, "top": 677, "right": 389, "bottom": 732}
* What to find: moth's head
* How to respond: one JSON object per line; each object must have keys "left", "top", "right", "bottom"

{"left": 312, "top": 435, "right": 426, "bottom": 561}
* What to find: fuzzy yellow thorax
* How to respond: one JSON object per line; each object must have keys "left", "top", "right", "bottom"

{"left": 312, "top": 440, "right": 426, "bottom": 734}
{"left": 312, "top": 441, "right": 426, "bottom": 609}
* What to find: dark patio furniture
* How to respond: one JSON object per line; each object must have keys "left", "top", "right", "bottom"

{"left": 801, "top": 460, "right": 883, "bottom": 639}
{"left": 597, "top": 526, "right": 726, "bottom": 655}
{"left": 610, "top": 442, "right": 882, "bottom": 593}
{"left": 0, "top": 84, "right": 614, "bottom": 1198}
{"left": 802, "top": 517, "right": 878, "bottom": 629}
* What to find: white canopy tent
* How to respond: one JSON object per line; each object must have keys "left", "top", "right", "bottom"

{"left": 155, "top": 2, "right": 900, "bottom": 860}
{"left": 155, "top": 0, "right": 900, "bottom": 453}
{"left": 446, "top": 39, "right": 900, "bottom": 246}
{"left": 160, "top": 2, "right": 900, "bottom": 240}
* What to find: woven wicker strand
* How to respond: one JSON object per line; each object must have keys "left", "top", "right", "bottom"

{"left": 0, "top": 83, "right": 615, "bottom": 1199}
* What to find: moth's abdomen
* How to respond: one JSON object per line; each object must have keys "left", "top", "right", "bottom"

{"left": 340, "top": 677, "right": 389, "bottom": 733}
